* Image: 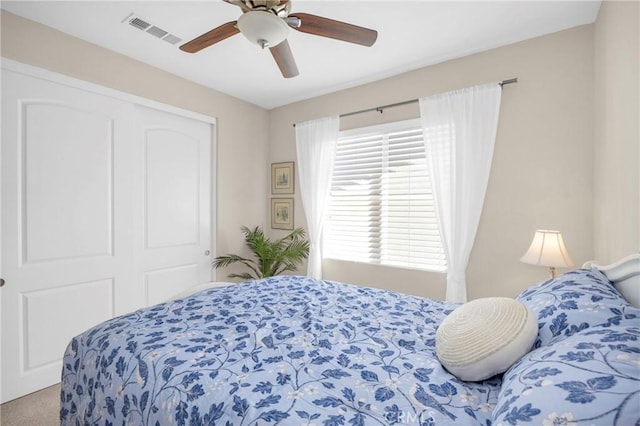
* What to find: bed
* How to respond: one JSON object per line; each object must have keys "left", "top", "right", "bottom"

{"left": 60, "top": 255, "right": 639, "bottom": 425}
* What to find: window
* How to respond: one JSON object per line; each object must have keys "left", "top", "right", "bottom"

{"left": 323, "top": 119, "right": 446, "bottom": 272}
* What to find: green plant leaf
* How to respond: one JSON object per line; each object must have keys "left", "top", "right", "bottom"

{"left": 212, "top": 226, "right": 309, "bottom": 279}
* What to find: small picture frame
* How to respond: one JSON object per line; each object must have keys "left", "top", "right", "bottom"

{"left": 271, "top": 161, "right": 294, "bottom": 194}
{"left": 271, "top": 198, "right": 294, "bottom": 230}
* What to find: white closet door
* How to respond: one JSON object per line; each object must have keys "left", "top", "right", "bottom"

{"left": 1, "top": 67, "right": 215, "bottom": 403}
{"left": 0, "top": 70, "right": 136, "bottom": 402}
{"left": 133, "top": 106, "right": 213, "bottom": 306}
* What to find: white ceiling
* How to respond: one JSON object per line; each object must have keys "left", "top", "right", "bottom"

{"left": 2, "top": 1, "right": 601, "bottom": 109}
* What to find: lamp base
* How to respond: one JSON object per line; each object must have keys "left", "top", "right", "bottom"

{"left": 549, "top": 266, "right": 557, "bottom": 278}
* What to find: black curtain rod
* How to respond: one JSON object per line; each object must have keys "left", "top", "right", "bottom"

{"left": 340, "top": 77, "right": 518, "bottom": 119}
{"left": 293, "top": 78, "right": 518, "bottom": 126}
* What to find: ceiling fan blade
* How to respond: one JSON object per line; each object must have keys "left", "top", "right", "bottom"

{"left": 290, "top": 13, "right": 377, "bottom": 47}
{"left": 270, "top": 39, "right": 299, "bottom": 78}
{"left": 180, "top": 21, "right": 240, "bottom": 53}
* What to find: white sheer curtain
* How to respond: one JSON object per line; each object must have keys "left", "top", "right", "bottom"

{"left": 419, "top": 83, "right": 502, "bottom": 302}
{"left": 295, "top": 115, "right": 340, "bottom": 278}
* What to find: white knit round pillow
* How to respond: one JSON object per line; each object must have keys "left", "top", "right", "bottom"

{"left": 435, "top": 297, "right": 538, "bottom": 381}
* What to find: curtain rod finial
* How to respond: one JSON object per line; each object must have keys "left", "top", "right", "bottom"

{"left": 499, "top": 77, "right": 518, "bottom": 86}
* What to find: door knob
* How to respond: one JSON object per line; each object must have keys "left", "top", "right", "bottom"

{"left": 204, "top": 250, "right": 211, "bottom": 256}
{"left": 0, "top": 278, "right": 5, "bottom": 287}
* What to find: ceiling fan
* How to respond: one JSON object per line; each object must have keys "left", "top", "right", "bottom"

{"left": 179, "top": 0, "right": 378, "bottom": 78}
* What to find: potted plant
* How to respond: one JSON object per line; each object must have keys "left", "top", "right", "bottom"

{"left": 213, "top": 225, "right": 310, "bottom": 280}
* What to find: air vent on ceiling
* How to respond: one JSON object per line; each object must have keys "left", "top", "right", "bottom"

{"left": 146, "top": 26, "right": 168, "bottom": 39}
{"left": 122, "top": 13, "right": 183, "bottom": 46}
{"left": 162, "top": 34, "right": 182, "bottom": 45}
{"left": 129, "top": 16, "right": 150, "bottom": 31}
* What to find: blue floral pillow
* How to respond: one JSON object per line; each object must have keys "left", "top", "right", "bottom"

{"left": 516, "top": 269, "right": 634, "bottom": 348}
{"left": 494, "top": 270, "right": 640, "bottom": 425}
{"left": 492, "top": 322, "right": 640, "bottom": 425}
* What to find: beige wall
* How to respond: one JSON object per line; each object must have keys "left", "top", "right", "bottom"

{"left": 269, "top": 25, "right": 596, "bottom": 300}
{"left": 593, "top": 0, "right": 640, "bottom": 263}
{"left": 0, "top": 10, "right": 270, "bottom": 279}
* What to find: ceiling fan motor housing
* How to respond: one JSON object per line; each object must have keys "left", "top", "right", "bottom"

{"left": 237, "top": 11, "right": 289, "bottom": 49}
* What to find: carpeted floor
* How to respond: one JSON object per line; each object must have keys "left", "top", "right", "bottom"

{"left": 0, "top": 383, "right": 60, "bottom": 426}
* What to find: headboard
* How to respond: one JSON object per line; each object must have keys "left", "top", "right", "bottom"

{"left": 583, "top": 253, "right": 640, "bottom": 307}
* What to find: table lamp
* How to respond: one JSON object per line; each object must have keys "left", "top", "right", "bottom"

{"left": 520, "top": 230, "right": 574, "bottom": 278}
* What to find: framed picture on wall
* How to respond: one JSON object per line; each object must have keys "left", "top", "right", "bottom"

{"left": 271, "top": 198, "right": 294, "bottom": 230}
{"left": 271, "top": 161, "right": 294, "bottom": 194}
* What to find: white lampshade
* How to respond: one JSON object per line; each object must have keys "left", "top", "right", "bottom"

{"left": 521, "top": 230, "right": 574, "bottom": 276}
{"left": 237, "top": 11, "right": 289, "bottom": 49}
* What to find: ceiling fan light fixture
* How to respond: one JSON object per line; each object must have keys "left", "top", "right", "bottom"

{"left": 237, "top": 11, "right": 288, "bottom": 49}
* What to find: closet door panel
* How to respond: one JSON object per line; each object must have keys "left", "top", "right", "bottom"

{"left": 135, "top": 106, "right": 213, "bottom": 307}
{"left": 23, "top": 102, "right": 113, "bottom": 262}
{"left": 1, "top": 70, "right": 134, "bottom": 403}
{"left": 145, "top": 128, "right": 200, "bottom": 248}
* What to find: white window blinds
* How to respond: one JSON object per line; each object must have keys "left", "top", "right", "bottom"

{"left": 323, "top": 119, "right": 446, "bottom": 272}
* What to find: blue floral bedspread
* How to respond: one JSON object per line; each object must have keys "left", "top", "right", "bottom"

{"left": 61, "top": 275, "right": 499, "bottom": 425}
{"left": 60, "top": 272, "right": 640, "bottom": 425}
